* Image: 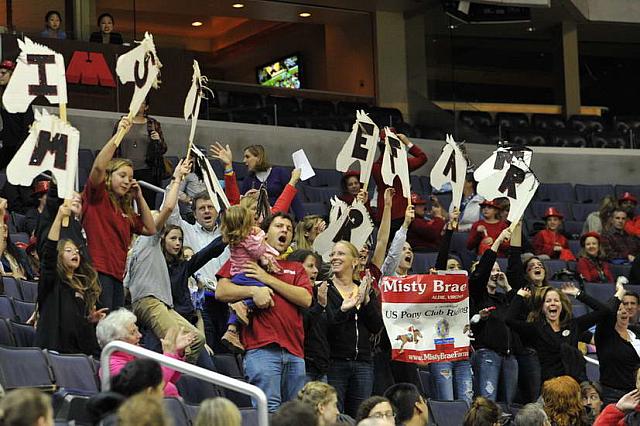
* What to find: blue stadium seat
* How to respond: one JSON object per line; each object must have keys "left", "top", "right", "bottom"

{"left": 0, "top": 296, "right": 17, "bottom": 321}
{"left": 303, "top": 202, "right": 329, "bottom": 218}
{"left": 420, "top": 176, "right": 432, "bottom": 195}
{"left": 240, "top": 408, "right": 259, "bottom": 426}
{"left": 615, "top": 185, "right": 640, "bottom": 199}
{"left": 563, "top": 221, "right": 583, "bottom": 238}
{"left": 568, "top": 240, "right": 582, "bottom": 257}
{"left": 19, "top": 280, "right": 38, "bottom": 303}
{"left": 0, "top": 346, "right": 55, "bottom": 390}
{"left": 609, "top": 263, "right": 631, "bottom": 279}
{"left": 164, "top": 398, "right": 190, "bottom": 426}
{"left": 9, "top": 232, "right": 29, "bottom": 245}
{"left": 2, "top": 277, "right": 23, "bottom": 300}
{"left": 436, "top": 192, "right": 453, "bottom": 211}
{"left": 301, "top": 185, "right": 340, "bottom": 203}
{"left": 8, "top": 213, "right": 25, "bottom": 233}
{"left": 529, "top": 202, "right": 572, "bottom": 221}
{"left": 45, "top": 351, "right": 99, "bottom": 394}
{"left": 0, "top": 319, "right": 15, "bottom": 346}
{"left": 185, "top": 404, "right": 200, "bottom": 423}
{"left": 9, "top": 321, "right": 35, "bottom": 347}
{"left": 418, "top": 369, "right": 435, "bottom": 398}
{"left": 496, "top": 257, "right": 508, "bottom": 272}
{"left": 412, "top": 252, "right": 438, "bottom": 274}
{"left": 428, "top": 399, "right": 469, "bottom": 426}
{"left": 543, "top": 260, "right": 567, "bottom": 278}
{"left": 584, "top": 282, "right": 615, "bottom": 301}
{"left": 213, "top": 354, "right": 251, "bottom": 408}
{"left": 585, "top": 354, "right": 600, "bottom": 382}
{"left": 307, "top": 169, "right": 342, "bottom": 188}
{"left": 572, "top": 303, "right": 587, "bottom": 317}
{"left": 536, "top": 183, "right": 575, "bottom": 202}
{"left": 574, "top": 184, "right": 614, "bottom": 204}
{"left": 176, "top": 375, "right": 221, "bottom": 404}
{"left": 571, "top": 203, "right": 598, "bottom": 222}
{"left": 410, "top": 175, "right": 423, "bottom": 194}
{"left": 13, "top": 300, "right": 35, "bottom": 323}
{"left": 78, "top": 149, "right": 94, "bottom": 170}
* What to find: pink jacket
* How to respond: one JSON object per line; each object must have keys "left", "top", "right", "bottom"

{"left": 230, "top": 228, "right": 280, "bottom": 275}
{"left": 101, "top": 351, "right": 183, "bottom": 397}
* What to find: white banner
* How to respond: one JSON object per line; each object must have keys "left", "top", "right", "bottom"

{"left": 476, "top": 157, "right": 539, "bottom": 224}
{"left": 430, "top": 134, "right": 467, "bottom": 211}
{"left": 313, "top": 201, "right": 373, "bottom": 262}
{"left": 380, "top": 272, "right": 470, "bottom": 364}
{"left": 116, "top": 32, "right": 162, "bottom": 118}
{"left": 190, "top": 145, "right": 230, "bottom": 213}
{"left": 381, "top": 127, "right": 411, "bottom": 198}
{"left": 474, "top": 145, "right": 532, "bottom": 182}
{"left": 183, "top": 60, "right": 204, "bottom": 145}
{"left": 6, "top": 109, "right": 78, "bottom": 199}
{"left": 336, "top": 110, "right": 379, "bottom": 189}
{"left": 3, "top": 37, "right": 67, "bottom": 113}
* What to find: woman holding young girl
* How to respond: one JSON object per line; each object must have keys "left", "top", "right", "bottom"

{"left": 83, "top": 117, "right": 156, "bottom": 311}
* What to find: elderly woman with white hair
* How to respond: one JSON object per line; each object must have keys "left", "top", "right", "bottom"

{"left": 96, "top": 308, "right": 196, "bottom": 397}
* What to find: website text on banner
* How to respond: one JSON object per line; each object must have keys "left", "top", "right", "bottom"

{"left": 379, "top": 273, "right": 470, "bottom": 364}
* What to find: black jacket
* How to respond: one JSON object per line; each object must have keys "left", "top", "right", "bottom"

{"left": 167, "top": 237, "right": 226, "bottom": 322}
{"left": 326, "top": 280, "right": 383, "bottom": 362}
{"left": 302, "top": 286, "right": 330, "bottom": 375}
{"left": 506, "top": 291, "right": 609, "bottom": 382}
{"left": 0, "top": 105, "right": 33, "bottom": 149}
{"left": 89, "top": 32, "right": 123, "bottom": 44}
{"left": 469, "top": 248, "right": 524, "bottom": 356}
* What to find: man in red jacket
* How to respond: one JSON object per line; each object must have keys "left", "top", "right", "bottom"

{"left": 407, "top": 193, "right": 445, "bottom": 252}
{"left": 372, "top": 132, "right": 427, "bottom": 233}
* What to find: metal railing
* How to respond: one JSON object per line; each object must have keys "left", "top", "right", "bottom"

{"left": 100, "top": 341, "right": 269, "bottom": 426}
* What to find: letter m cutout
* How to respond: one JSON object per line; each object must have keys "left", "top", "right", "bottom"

{"left": 30, "top": 130, "right": 68, "bottom": 170}
{"left": 66, "top": 51, "right": 116, "bottom": 87}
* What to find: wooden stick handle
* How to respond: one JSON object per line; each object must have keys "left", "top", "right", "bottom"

{"left": 59, "top": 103, "right": 67, "bottom": 123}
{"left": 111, "top": 112, "right": 135, "bottom": 148}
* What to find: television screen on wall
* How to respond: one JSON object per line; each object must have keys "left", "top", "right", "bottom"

{"left": 256, "top": 54, "right": 302, "bottom": 89}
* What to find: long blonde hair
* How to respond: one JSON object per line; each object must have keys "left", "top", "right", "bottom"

{"left": 57, "top": 239, "right": 101, "bottom": 311}
{"left": 105, "top": 158, "right": 136, "bottom": 220}
{"left": 294, "top": 215, "right": 324, "bottom": 250}
{"left": 195, "top": 397, "right": 241, "bottom": 426}
{"left": 220, "top": 205, "right": 254, "bottom": 246}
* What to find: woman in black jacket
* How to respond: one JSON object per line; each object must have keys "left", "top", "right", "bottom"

{"left": 35, "top": 204, "right": 105, "bottom": 355}
{"left": 326, "top": 240, "right": 383, "bottom": 418}
{"left": 506, "top": 283, "right": 609, "bottom": 384}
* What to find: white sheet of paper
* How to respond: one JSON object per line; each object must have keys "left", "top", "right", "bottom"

{"left": 292, "top": 149, "right": 316, "bottom": 181}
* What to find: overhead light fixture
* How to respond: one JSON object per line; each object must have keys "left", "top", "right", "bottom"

{"left": 299, "top": 12, "right": 311, "bottom": 18}
{"left": 191, "top": 21, "right": 203, "bottom": 27}
{"left": 232, "top": 3, "right": 245, "bottom": 8}
{"left": 527, "top": 26, "right": 535, "bottom": 32}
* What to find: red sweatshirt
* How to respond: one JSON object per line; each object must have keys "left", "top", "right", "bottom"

{"left": 625, "top": 216, "right": 640, "bottom": 238}
{"left": 577, "top": 256, "right": 614, "bottom": 283}
{"left": 532, "top": 229, "right": 571, "bottom": 259}
{"left": 593, "top": 403, "right": 640, "bottom": 426}
{"left": 372, "top": 144, "right": 427, "bottom": 222}
{"left": 408, "top": 217, "right": 445, "bottom": 252}
{"left": 467, "top": 220, "right": 509, "bottom": 256}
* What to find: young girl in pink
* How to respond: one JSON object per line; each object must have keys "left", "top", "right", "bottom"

{"left": 219, "top": 205, "right": 281, "bottom": 352}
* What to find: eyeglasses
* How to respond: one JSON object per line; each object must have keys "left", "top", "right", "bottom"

{"left": 64, "top": 248, "right": 81, "bottom": 255}
{"left": 370, "top": 411, "right": 395, "bottom": 420}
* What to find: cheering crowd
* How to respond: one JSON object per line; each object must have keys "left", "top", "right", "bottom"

{"left": 1, "top": 47, "right": 640, "bottom": 426}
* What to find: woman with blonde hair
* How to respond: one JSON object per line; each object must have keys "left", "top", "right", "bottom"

{"left": 541, "top": 376, "right": 589, "bottom": 426}
{"left": 297, "top": 381, "right": 339, "bottom": 426}
{"left": 195, "top": 397, "right": 241, "bottom": 426}
{"left": 326, "top": 240, "right": 383, "bottom": 417}
{"left": 294, "top": 215, "right": 326, "bottom": 251}
{"left": 83, "top": 117, "right": 156, "bottom": 310}
{"left": 118, "top": 393, "right": 170, "bottom": 426}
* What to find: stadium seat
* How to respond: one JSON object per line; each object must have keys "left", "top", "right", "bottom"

{"left": 8, "top": 213, "right": 25, "bottom": 233}
{"left": 529, "top": 202, "right": 572, "bottom": 221}
{"left": 9, "top": 321, "right": 35, "bottom": 347}
{"left": 584, "top": 282, "right": 615, "bottom": 301}
{"left": 571, "top": 203, "right": 598, "bottom": 222}
{"left": 574, "top": 184, "right": 614, "bottom": 204}
{"left": 213, "top": 354, "right": 252, "bottom": 408}
{"left": 176, "top": 375, "right": 221, "bottom": 404}
{"left": 436, "top": 193, "right": 453, "bottom": 211}
{"left": 496, "top": 112, "right": 529, "bottom": 130}
{"left": 563, "top": 221, "right": 583, "bottom": 239}
{"left": 572, "top": 303, "right": 587, "bottom": 317}
{"left": 0, "top": 296, "right": 17, "bottom": 321}
{"left": 410, "top": 175, "right": 423, "bottom": 194}
{"left": 590, "top": 132, "right": 627, "bottom": 149}
{"left": 303, "top": 202, "right": 329, "bottom": 218}
{"left": 459, "top": 111, "right": 492, "bottom": 129}
{"left": 78, "top": 149, "right": 95, "bottom": 170}
{"left": 418, "top": 369, "right": 435, "bottom": 398}
{"left": 0, "top": 346, "right": 55, "bottom": 390}
{"left": 164, "top": 397, "right": 190, "bottom": 426}
{"left": 568, "top": 115, "right": 605, "bottom": 133}
{"left": 543, "top": 260, "right": 567, "bottom": 278}
{"left": 9, "top": 232, "right": 30, "bottom": 245}
{"left": 13, "top": 299, "right": 35, "bottom": 323}
{"left": 428, "top": 399, "right": 469, "bottom": 426}
{"left": 412, "top": 252, "right": 438, "bottom": 274}
{"left": 496, "top": 257, "right": 508, "bottom": 272}
{"left": 19, "top": 280, "right": 38, "bottom": 303}
{"left": 532, "top": 114, "right": 566, "bottom": 131}
{"left": 549, "top": 130, "right": 587, "bottom": 148}
{"left": 609, "top": 263, "right": 631, "bottom": 279}
{"left": 510, "top": 130, "right": 549, "bottom": 147}
{"left": 2, "top": 276, "right": 23, "bottom": 300}
{"left": 420, "top": 176, "right": 432, "bottom": 195}
{"left": 615, "top": 185, "right": 640, "bottom": 199}
{"left": 0, "top": 319, "right": 15, "bottom": 346}
{"left": 567, "top": 240, "right": 581, "bottom": 257}
{"left": 585, "top": 355, "right": 600, "bottom": 382}
{"left": 185, "top": 404, "right": 200, "bottom": 423}
{"left": 45, "top": 351, "right": 99, "bottom": 394}
{"left": 535, "top": 183, "right": 575, "bottom": 203}
{"left": 307, "top": 169, "right": 342, "bottom": 188}
{"left": 240, "top": 407, "right": 259, "bottom": 426}
{"left": 300, "top": 99, "right": 336, "bottom": 116}
{"left": 301, "top": 185, "right": 339, "bottom": 203}
{"left": 336, "top": 101, "right": 374, "bottom": 118}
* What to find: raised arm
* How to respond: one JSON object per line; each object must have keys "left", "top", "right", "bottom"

{"left": 130, "top": 180, "right": 156, "bottom": 236}
{"left": 398, "top": 134, "right": 428, "bottom": 171}
{"left": 435, "top": 207, "right": 459, "bottom": 270}
{"left": 243, "top": 261, "right": 312, "bottom": 308}
{"left": 380, "top": 204, "right": 414, "bottom": 276}
{"left": 89, "top": 117, "right": 132, "bottom": 186}
{"left": 155, "top": 159, "right": 192, "bottom": 230}
{"left": 186, "top": 237, "right": 227, "bottom": 276}
{"left": 370, "top": 188, "right": 393, "bottom": 270}
{"left": 47, "top": 203, "right": 70, "bottom": 242}
{"left": 209, "top": 142, "right": 241, "bottom": 205}
{"left": 561, "top": 283, "right": 612, "bottom": 333}
{"left": 271, "top": 169, "right": 301, "bottom": 214}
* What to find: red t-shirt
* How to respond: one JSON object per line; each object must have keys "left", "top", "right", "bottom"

{"left": 467, "top": 220, "right": 510, "bottom": 256}
{"left": 82, "top": 179, "right": 144, "bottom": 280}
{"left": 217, "top": 260, "right": 312, "bottom": 358}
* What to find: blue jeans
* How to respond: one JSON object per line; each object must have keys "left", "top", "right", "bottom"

{"left": 516, "top": 349, "right": 541, "bottom": 404}
{"left": 429, "top": 360, "right": 474, "bottom": 404}
{"left": 471, "top": 349, "right": 518, "bottom": 404}
{"left": 243, "top": 345, "right": 307, "bottom": 412}
{"left": 228, "top": 273, "right": 264, "bottom": 325}
{"left": 328, "top": 359, "right": 374, "bottom": 418}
